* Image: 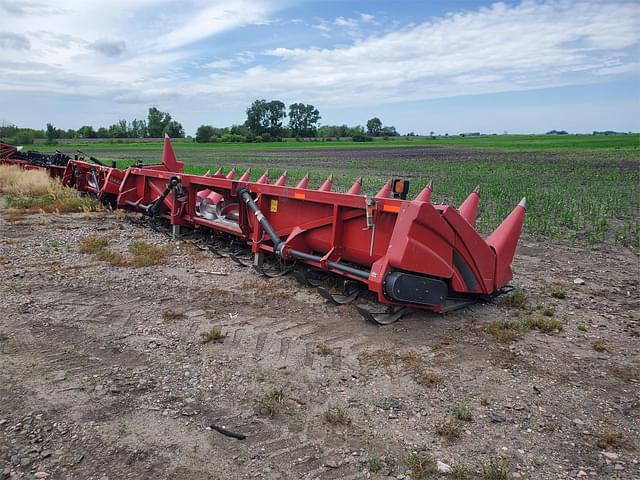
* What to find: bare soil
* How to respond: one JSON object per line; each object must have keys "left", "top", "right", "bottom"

{"left": 1, "top": 205, "right": 638, "bottom": 480}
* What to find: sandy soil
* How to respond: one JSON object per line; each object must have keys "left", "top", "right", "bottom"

{"left": 1, "top": 205, "right": 638, "bottom": 480}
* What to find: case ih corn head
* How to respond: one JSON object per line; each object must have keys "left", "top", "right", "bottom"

{"left": 0, "top": 137, "right": 526, "bottom": 324}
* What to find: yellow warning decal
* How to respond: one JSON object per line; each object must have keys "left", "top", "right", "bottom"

{"left": 270, "top": 199, "right": 278, "bottom": 212}
{"left": 294, "top": 193, "right": 305, "bottom": 200}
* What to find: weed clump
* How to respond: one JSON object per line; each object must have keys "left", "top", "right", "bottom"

{"left": 405, "top": 450, "right": 436, "bottom": 479}
{"left": 434, "top": 419, "right": 462, "bottom": 441}
{"left": 497, "top": 287, "right": 528, "bottom": 309}
{"left": 484, "top": 315, "right": 562, "bottom": 342}
{"left": 257, "top": 388, "right": 286, "bottom": 416}
{"left": 128, "top": 240, "right": 168, "bottom": 267}
{"left": 358, "top": 349, "right": 442, "bottom": 387}
{"left": 549, "top": 283, "right": 568, "bottom": 299}
{"left": 323, "top": 406, "right": 351, "bottom": 425}
{"left": 162, "top": 309, "right": 186, "bottom": 321}
{"left": 80, "top": 236, "right": 110, "bottom": 254}
{"left": 452, "top": 404, "right": 474, "bottom": 422}
{"left": 481, "top": 456, "right": 510, "bottom": 480}
{"left": 315, "top": 344, "right": 333, "bottom": 355}
{"left": 592, "top": 340, "right": 608, "bottom": 352}
{"left": 200, "top": 328, "right": 226, "bottom": 344}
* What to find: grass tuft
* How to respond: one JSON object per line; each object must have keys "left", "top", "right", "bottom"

{"left": 484, "top": 315, "right": 562, "bottom": 342}
{"left": 367, "top": 457, "right": 382, "bottom": 473}
{"left": 128, "top": 240, "right": 168, "bottom": 267}
{"left": 481, "top": 456, "right": 510, "bottom": 480}
{"left": 497, "top": 287, "right": 528, "bottom": 309}
{"left": 592, "top": 340, "right": 608, "bottom": 352}
{"left": 257, "top": 388, "right": 286, "bottom": 417}
{"left": 200, "top": 328, "right": 226, "bottom": 344}
{"left": 315, "top": 344, "right": 333, "bottom": 355}
{"left": 162, "top": 309, "right": 186, "bottom": 321}
{"left": 549, "top": 283, "right": 568, "bottom": 299}
{"left": 80, "top": 236, "right": 110, "bottom": 254}
{"left": 452, "top": 404, "right": 474, "bottom": 422}
{"left": 323, "top": 406, "right": 351, "bottom": 426}
{"left": 434, "top": 419, "right": 462, "bottom": 441}
{"left": 405, "top": 451, "right": 436, "bottom": 479}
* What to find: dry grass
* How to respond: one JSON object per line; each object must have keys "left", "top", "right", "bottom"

{"left": 481, "top": 456, "right": 510, "bottom": 480}
{"left": 162, "top": 309, "right": 186, "bottom": 321}
{"left": 358, "top": 349, "right": 442, "bottom": 387}
{"left": 80, "top": 236, "right": 110, "bottom": 254}
{"left": 592, "top": 340, "right": 608, "bottom": 352}
{"left": 434, "top": 419, "right": 462, "bottom": 441}
{"left": 1, "top": 165, "right": 98, "bottom": 213}
{"left": 323, "top": 406, "right": 351, "bottom": 425}
{"left": 315, "top": 344, "right": 333, "bottom": 355}
{"left": 0, "top": 165, "right": 51, "bottom": 196}
{"left": 595, "top": 430, "right": 626, "bottom": 449}
{"left": 405, "top": 451, "right": 436, "bottom": 479}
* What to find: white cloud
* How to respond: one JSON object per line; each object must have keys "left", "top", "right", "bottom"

{"left": 334, "top": 16, "right": 358, "bottom": 28}
{"left": 206, "top": 1, "right": 640, "bottom": 106}
{"left": 359, "top": 13, "right": 374, "bottom": 23}
{"left": 0, "top": 0, "right": 638, "bottom": 124}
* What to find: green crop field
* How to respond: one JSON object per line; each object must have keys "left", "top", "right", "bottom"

{"left": 32, "top": 134, "right": 640, "bottom": 248}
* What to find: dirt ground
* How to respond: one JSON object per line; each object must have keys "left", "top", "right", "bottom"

{"left": 1, "top": 205, "right": 638, "bottom": 480}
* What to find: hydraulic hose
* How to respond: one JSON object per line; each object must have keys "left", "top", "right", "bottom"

{"left": 237, "top": 187, "right": 370, "bottom": 279}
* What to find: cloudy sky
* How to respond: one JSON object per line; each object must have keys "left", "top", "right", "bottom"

{"left": 1, "top": 0, "right": 639, "bottom": 135}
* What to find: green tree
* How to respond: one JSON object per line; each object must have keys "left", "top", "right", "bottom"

{"left": 195, "top": 125, "right": 215, "bottom": 143}
{"left": 147, "top": 107, "right": 172, "bottom": 137}
{"left": 46, "top": 123, "right": 57, "bottom": 143}
{"left": 288, "top": 103, "right": 321, "bottom": 137}
{"left": 366, "top": 117, "right": 382, "bottom": 137}
{"left": 131, "top": 119, "right": 147, "bottom": 138}
{"left": 78, "top": 125, "right": 97, "bottom": 138}
{"left": 164, "top": 120, "right": 184, "bottom": 138}
{"left": 246, "top": 99, "right": 286, "bottom": 137}
{"left": 97, "top": 127, "right": 110, "bottom": 138}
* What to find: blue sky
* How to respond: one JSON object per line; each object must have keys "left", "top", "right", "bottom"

{"left": 0, "top": 0, "right": 639, "bottom": 135}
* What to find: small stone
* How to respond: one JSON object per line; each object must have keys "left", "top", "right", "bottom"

{"left": 436, "top": 460, "right": 451, "bottom": 473}
{"left": 35, "top": 472, "right": 49, "bottom": 479}
{"left": 20, "top": 456, "right": 32, "bottom": 467}
{"left": 185, "top": 309, "right": 206, "bottom": 318}
{"left": 573, "top": 418, "right": 585, "bottom": 426}
{"left": 573, "top": 278, "right": 585, "bottom": 285}
{"left": 614, "top": 464, "right": 624, "bottom": 471}
{"left": 324, "top": 456, "right": 340, "bottom": 468}
{"left": 602, "top": 452, "right": 619, "bottom": 461}
{"left": 40, "top": 450, "right": 52, "bottom": 459}
{"left": 577, "top": 471, "right": 588, "bottom": 477}
{"left": 10, "top": 455, "right": 20, "bottom": 466}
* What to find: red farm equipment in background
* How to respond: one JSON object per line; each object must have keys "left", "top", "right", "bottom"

{"left": 0, "top": 137, "right": 526, "bottom": 324}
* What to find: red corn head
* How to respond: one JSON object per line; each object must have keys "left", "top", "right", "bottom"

{"left": 414, "top": 180, "right": 433, "bottom": 203}
{"left": 257, "top": 170, "right": 269, "bottom": 184}
{"left": 161, "top": 134, "right": 184, "bottom": 172}
{"left": 318, "top": 174, "right": 333, "bottom": 192}
{"left": 459, "top": 185, "right": 480, "bottom": 227}
{"left": 238, "top": 168, "right": 251, "bottom": 182}
{"left": 487, "top": 198, "right": 527, "bottom": 288}
{"left": 296, "top": 174, "right": 310, "bottom": 189}
{"left": 347, "top": 176, "right": 363, "bottom": 195}
{"left": 275, "top": 171, "right": 287, "bottom": 186}
{"left": 375, "top": 180, "right": 392, "bottom": 198}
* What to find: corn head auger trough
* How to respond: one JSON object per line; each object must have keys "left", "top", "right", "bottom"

{"left": 0, "top": 137, "right": 527, "bottom": 324}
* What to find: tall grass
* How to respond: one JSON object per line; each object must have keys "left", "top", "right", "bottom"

{"left": 0, "top": 165, "right": 99, "bottom": 213}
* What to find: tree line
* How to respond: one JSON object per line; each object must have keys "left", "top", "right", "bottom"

{"left": 196, "top": 100, "right": 399, "bottom": 143}
{"left": 1, "top": 101, "right": 400, "bottom": 145}
{"left": 0, "top": 108, "right": 185, "bottom": 144}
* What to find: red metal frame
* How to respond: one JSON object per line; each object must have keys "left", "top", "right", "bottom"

{"left": 1, "top": 138, "right": 526, "bottom": 314}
